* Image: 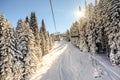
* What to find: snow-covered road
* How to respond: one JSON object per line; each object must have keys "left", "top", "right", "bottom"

{"left": 31, "top": 41, "right": 120, "bottom": 80}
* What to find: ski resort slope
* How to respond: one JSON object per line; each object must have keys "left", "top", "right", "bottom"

{"left": 30, "top": 41, "right": 120, "bottom": 80}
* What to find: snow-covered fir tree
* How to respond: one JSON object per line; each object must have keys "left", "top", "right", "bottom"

{"left": 0, "top": 13, "right": 22, "bottom": 80}
{"left": 65, "top": 30, "right": 70, "bottom": 41}
{"left": 30, "top": 12, "right": 40, "bottom": 45}
{"left": 39, "top": 29, "right": 46, "bottom": 56}
{"left": 104, "top": 0, "right": 120, "bottom": 65}
{"left": 40, "top": 19, "right": 50, "bottom": 56}
{"left": 25, "top": 16, "right": 29, "bottom": 24}
{"left": 70, "top": 21, "right": 80, "bottom": 47}
{"left": 16, "top": 19, "right": 39, "bottom": 79}
{"left": 0, "top": 12, "right": 54, "bottom": 80}
{"left": 47, "top": 32, "right": 52, "bottom": 50}
{"left": 30, "top": 12, "right": 42, "bottom": 60}
{"left": 68, "top": 0, "right": 120, "bottom": 65}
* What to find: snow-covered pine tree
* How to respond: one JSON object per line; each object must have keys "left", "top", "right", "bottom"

{"left": 16, "top": 19, "right": 38, "bottom": 79}
{"left": 47, "top": 32, "right": 52, "bottom": 50}
{"left": 40, "top": 19, "right": 50, "bottom": 55}
{"left": 62, "top": 29, "right": 70, "bottom": 41}
{"left": 104, "top": 0, "right": 120, "bottom": 65}
{"left": 0, "top": 13, "right": 9, "bottom": 80}
{"left": 87, "top": 0, "right": 116, "bottom": 59}
{"left": 50, "top": 34, "right": 55, "bottom": 45}
{"left": 69, "top": 0, "right": 120, "bottom": 65}
{"left": 81, "top": 20, "right": 90, "bottom": 52}
{"left": 0, "top": 13, "right": 6, "bottom": 34}
{"left": 0, "top": 13, "right": 21, "bottom": 80}
{"left": 66, "top": 30, "right": 70, "bottom": 41}
{"left": 25, "top": 16, "right": 29, "bottom": 24}
{"left": 30, "top": 12, "right": 40, "bottom": 45}
{"left": 16, "top": 20, "right": 27, "bottom": 57}
{"left": 70, "top": 21, "right": 80, "bottom": 46}
{"left": 30, "top": 12, "right": 42, "bottom": 59}
{"left": 39, "top": 29, "right": 46, "bottom": 56}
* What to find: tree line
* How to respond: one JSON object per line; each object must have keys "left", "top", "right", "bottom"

{"left": 65, "top": 0, "right": 120, "bottom": 66}
{"left": 0, "top": 12, "right": 54, "bottom": 80}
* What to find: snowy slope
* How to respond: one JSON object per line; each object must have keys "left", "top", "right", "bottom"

{"left": 30, "top": 41, "right": 120, "bottom": 80}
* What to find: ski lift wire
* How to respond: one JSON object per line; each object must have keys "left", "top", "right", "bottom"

{"left": 49, "top": 0, "right": 57, "bottom": 33}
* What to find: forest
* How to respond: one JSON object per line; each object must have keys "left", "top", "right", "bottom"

{"left": 0, "top": 0, "right": 120, "bottom": 80}
{"left": 0, "top": 12, "right": 54, "bottom": 80}
{"left": 64, "top": 0, "right": 120, "bottom": 66}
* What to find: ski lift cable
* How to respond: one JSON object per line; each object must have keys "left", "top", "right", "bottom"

{"left": 49, "top": 0, "right": 57, "bottom": 33}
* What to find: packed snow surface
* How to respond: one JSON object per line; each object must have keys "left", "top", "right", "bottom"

{"left": 31, "top": 41, "right": 120, "bottom": 80}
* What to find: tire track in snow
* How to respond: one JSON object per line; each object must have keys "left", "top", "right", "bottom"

{"left": 89, "top": 53, "right": 120, "bottom": 80}
{"left": 59, "top": 43, "right": 74, "bottom": 80}
{"left": 67, "top": 46, "right": 76, "bottom": 80}
{"left": 31, "top": 41, "right": 119, "bottom": 80}
{"left": 58, "top": 56, "right": 62, "bottom": 80}
{"left": 30, "top": 41, "right": 67, "bottom": 80}
{"left": 59, "top": 57, "right": 63, "bottom": 80}
{"left": 58, "top": 45, "right": 67, "bottom": 80}
{"left": 68, "top": 46, "right": 74, "bottom": 80}
{"left": 67, "top": 43, "right": 82, "bottom": 80}
{"left": 58, "top": 60, "right": 61, "bottom": 80}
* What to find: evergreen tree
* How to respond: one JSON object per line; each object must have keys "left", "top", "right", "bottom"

{"left": 40, "top": 19, "right": 50, "bottom": 55}
{"left": 105, "top": 0, "right": 120, "bottom": 65}
{"left": 64, "top": 30, "right": 70, "bottom": 41}
{"left": 0, "top": 12, "right": 54, "bottom": 80}
{"left": 69, "top": 0, "right": 120, "bottom": 65}
{"left": 16, "top": 20, "right": 38, "bottom": 79}
{"left": 30, "top": 12, "right": 42, "bottom": 59}
{"left": 70, "top": 21, "right": 80, "bottom": 46}
{"left": 25, "top": 16, "right": 29, "bottom": 24}
{"left": 0, "top": 14, "right": 21, "bottom": 80}
{"left": 30, "top": 12, "right": 40, "bottom": 44}
{"left": 48, "top": 33, "right": 53, "bottom": 50}
{"left": 39, "top": 29, "right": 46, "bottom": 56}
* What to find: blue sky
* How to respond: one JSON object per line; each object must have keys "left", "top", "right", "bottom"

{"left": 0, "top": 0, "right": 95, "bottom": 33}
